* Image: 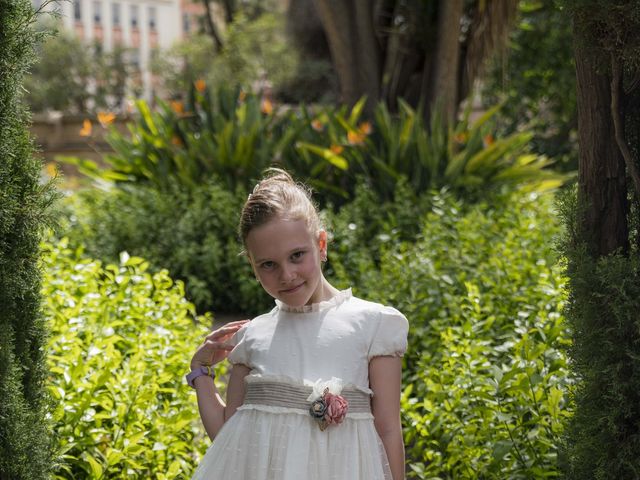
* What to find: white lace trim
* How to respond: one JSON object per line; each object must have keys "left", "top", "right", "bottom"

{"left": 244, "top": 372, "right": 373, "bottom": 396}
{"left": 236, "top": 403, "right": 374, "bottom": 420}
{"left": 275, "top": 288, "right": 352, "bottom": 313}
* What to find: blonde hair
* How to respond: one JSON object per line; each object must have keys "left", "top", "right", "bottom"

{"left": 238, "top": 168, "right": 323, "bottom": 249}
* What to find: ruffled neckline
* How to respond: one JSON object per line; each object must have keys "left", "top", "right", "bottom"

{"left": 275, "top": 288, "right": 352, "bottom": 313}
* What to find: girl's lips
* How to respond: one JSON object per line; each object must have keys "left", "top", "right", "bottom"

{"left": 281, "top": 283, "right": 304, "bottom": 294}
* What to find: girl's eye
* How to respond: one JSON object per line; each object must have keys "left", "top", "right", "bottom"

{"left": 260, "top": 261, "right": 275, "bottom": 270}
{"left": 291, "top": 251, "right": 305, "bottom": 260}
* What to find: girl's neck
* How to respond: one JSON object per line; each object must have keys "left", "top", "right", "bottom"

{"left": 310, "top": 277, "right": 341, "bottom": 305}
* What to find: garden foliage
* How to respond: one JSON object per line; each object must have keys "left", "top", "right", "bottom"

{"left": 59, "top": 87, "right": 570, "bottom": 315}
{"left": 65, "top": 87, "right": 569, "bottom": 209}
{"left": 42, "top": 239, "right": 218, "bottom": 479}
{"left": 58, "top": 179, "right": 269, "bottom": 314}
{"left": 0, "top": 2, "right": 57, "bottom": 478}
{"left": 49, "top": 185, "right": 573, "bottom": 478}
{"left": 328, "top": 189, "right": 572, "bottom": 478}
{"left": 483, "top": 0, "right": 577, "bottom": 170}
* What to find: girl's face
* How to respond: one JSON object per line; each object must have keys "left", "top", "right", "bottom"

{"left": 246, "top": 217, "right": 327, "bottom": 307}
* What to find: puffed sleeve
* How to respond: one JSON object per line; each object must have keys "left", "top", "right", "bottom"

{"left": 227, "top": 323, "right": 251, "bottom": 367}
{"left": 368, "top": 306, "right": 409, "bottom": 360}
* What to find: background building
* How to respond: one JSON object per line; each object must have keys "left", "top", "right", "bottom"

{"left": 35, "top": 0, "right": 205, "bottom": 102}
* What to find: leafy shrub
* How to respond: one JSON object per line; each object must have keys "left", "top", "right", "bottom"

{"left": 42, "top": 239, "right": 217, "bottom": 479}
{"left": 64, "top": 87, "right": 571, "bottom": 211}
{"left": 295, "top": 101, "right": 572, "bottom": 206}
{"left": 57, "top": 180, "right": 270, "bottom": 315}
{"left": 329, "top": 188, "right": 573, "bottom": 478}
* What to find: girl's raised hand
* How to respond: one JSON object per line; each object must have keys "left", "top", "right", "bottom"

{"left": 191, "top": 320, "right": 249, "bottom": 370}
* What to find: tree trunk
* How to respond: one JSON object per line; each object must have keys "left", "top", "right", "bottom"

{"left": 298, "top": 0, "right": 518, "bottom": 119}
{"left": 426, "top": 0, "right": 463, "bottom": 125}
{"left": 458, "top": 0, "right": 519, "bottom": 106}
{"left": 312, "top": 0, "right": 382, "bottom": 111}
{"left": 574, "top": 40, "right": 629, "bottom": 256}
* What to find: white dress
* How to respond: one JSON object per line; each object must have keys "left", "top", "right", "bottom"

{"left": 192, "top": 289, "right": 409, "bottom": 480}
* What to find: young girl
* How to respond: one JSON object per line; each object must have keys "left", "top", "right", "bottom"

{"left": 187, "top": 169, "right": 408, "bottom": 479}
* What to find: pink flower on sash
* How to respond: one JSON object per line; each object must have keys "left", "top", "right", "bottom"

{"left": 324, "top": 392, "right": 348, "bottom": 425}
{"left": 309, "top": 386, "right": 349, "bottom": 431}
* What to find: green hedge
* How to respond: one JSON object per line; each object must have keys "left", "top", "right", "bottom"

{"left": 57, "top": 180, "right": 270, "bottom": 315}
{"left": 557, "top": 186, "right": 640, "bottom": 479}
{"left": 42, "top": 239, "right": 220, "bottom": 479}
{"left": 329, "top": 189, "right": 573, "bottom": 478}
{"left": 0, "top": 2, "right": 57, "bottom": 478}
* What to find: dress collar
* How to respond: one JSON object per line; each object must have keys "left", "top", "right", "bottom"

{"left": 275, "top": 288, "right": 352, "bottom": 313}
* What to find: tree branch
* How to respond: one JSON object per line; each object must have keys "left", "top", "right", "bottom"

{"left": 611, "top": 54, "right": 640, "bottom": 197}
{"left": 202, "top": 0, "right": 224, "bottom": 51}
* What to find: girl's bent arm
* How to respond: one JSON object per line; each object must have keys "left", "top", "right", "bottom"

{"left": 195, "top": 363, "right": 251, "bottom": 440}
{"left": 370, "top": 356, "right": 405, "bottom": 480}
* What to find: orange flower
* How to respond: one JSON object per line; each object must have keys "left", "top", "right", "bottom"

{"left": 311, "top": 119, "right": 324, "bottom": 132}
{"left": 347, "top": 129, "right": 365, "bottom": 145}
{"left": 44, "top": 162, "right": 57, "bottom": 178}
{"left": 453, "top": 132, "right": 468, "bottom": 144}
{"left": 238, "top": 90, "right": 247, "bottom": 103}
{"left": 330, "top": 144, "right": 344, "bottom": 155}
{"left": 483, "top": 134, "right": 495, "bottom": 147}
{"left": 171, "top": 135, "right": 183, "bottom": 146}
{"left": 170, "top": 101, "right": 184, "bottom": 114}
{"left": 97, "top": 111, "right": 116, "bottom": 127}
{"left": 79, "top": 119, "right": 92, "bottom": 137}
{"left": 195, "top": 79, "right": 206, "bottom": 93}
{"left": 358, "top": 121, "right": 372, "bottom": 135}
{"left": 261, "top": 98, "right": 274, "bottom": 115}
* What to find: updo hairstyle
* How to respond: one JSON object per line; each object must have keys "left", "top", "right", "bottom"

{"left": 239, "top": 169, "right": 323, "bottom": 252}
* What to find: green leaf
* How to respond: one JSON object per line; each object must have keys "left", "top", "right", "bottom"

{"left": 296, "top": 142, "right": 348, "bottom": 170}
{"left": 84, "top": 453, "right": 104, "bottom": 478}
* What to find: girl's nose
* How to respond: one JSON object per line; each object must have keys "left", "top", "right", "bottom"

{"left": 280, "top": 264, "right": 297, "bottom": 282}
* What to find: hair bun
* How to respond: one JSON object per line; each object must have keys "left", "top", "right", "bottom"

{"left": 262, "top": 167, "right": 295, "bottom": 184}
{"left": 240, "top": 168, "right": 323, "bottom": 247}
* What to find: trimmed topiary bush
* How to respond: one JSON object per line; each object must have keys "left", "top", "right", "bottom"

{"left": 0, "top": 2, "right": 58, "bottom": 478}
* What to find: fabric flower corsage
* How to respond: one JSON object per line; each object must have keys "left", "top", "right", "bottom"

{"left": 307, "top": 377, "right": 349, "bottom": 431}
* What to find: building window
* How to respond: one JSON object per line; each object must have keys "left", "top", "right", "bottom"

{"left": 93, "top": 1, "right": 101, "bottom": 24}
{"left": 73, "top": 0, "right": 81, "bottom": 20}
{"left": 112, "top": 3, "right": 120, "bottom": 26}
{"left": 130, "top": 5, "right": 138, "bottom": 28}
{"left": 182, "top": 13, "right": 190, "bottom": 33}
{"left": 148, "top": 6, "right": 156, "bottom": 30}
{"left": 130, "top": 48, "right": 140, "bottom": 69}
